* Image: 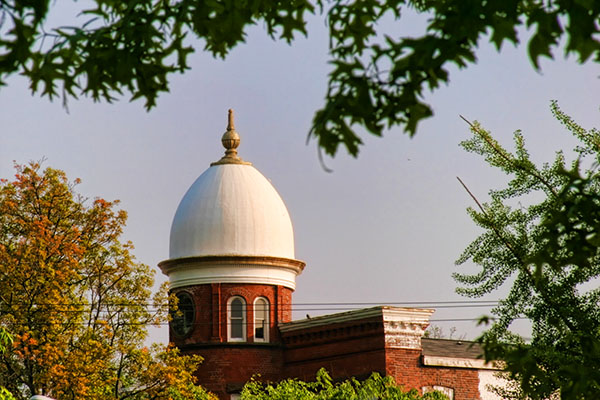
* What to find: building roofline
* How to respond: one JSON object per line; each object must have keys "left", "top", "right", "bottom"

{"left": 279, "top": 305, "right": 434, "bottom": 332}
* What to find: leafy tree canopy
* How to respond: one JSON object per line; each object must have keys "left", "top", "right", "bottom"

{"left": 0, "top": 162, "right": 214, "bottom": 400}
{"left": 1, "top": 1, "right": 600, "bottom": 156}
{"left": 241, "top": 368, "right": 449, "bottom": 399}
{"left": 455, "top": 102, "right": 600, "bottom": 399}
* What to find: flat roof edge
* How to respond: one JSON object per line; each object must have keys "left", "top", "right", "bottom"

{"left": 279, "top": 306, "right": 434, "bottom": 332}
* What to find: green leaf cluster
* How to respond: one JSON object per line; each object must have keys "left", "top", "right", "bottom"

{"left": 0, "top": 0, "right": 314, "bottom": 109}
{"left": 455, "top": 102, "right": 600, "bottom": 399}
{"left": 241, "top": 368, "right": 449, "bottom": 399}
{"left": 2, "top": 1, "right": 600, "bottom": 156}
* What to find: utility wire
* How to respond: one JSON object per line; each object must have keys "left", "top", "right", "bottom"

{"left": 2, "top": 316, "right": 528, "bottom": 328}
{"left": 0, "top": 300, "right": 500, "bottom": 307}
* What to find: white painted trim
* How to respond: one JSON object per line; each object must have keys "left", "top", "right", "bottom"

{"left": 382, "top": 307, "right": 434, "bottom": 323}
{"left": 167, "top": 264, "right": 298, "bottom": 290}
{"left": 227, "top": 296, "right": 247, "bottom": 342}
{"left": 423, "top": 385, "right": 454, "bottom": 400}
{"left": 253, "top": 297, "right": 269, "bottom": 343}
{"left": 422, "top": 355, "right": 500, "bottom": 370}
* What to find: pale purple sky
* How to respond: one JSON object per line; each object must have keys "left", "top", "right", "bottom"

{"left": 1, "top": 6, "right": 599, "bottom": 341}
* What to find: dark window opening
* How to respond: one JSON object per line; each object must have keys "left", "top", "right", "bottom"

{"left": 172, "top": 292, "right": 194, "bottom": 336}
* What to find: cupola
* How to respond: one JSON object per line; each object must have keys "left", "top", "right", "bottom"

{"left": 159, "top": 110, "right": 305, "bottom": 290}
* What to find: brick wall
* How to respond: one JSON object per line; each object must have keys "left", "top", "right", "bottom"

{"left": 170, "top": 283, "right": 293, "bottom": 399}
{"left": 171, "top": 294, "right": 485, "bottom": 400}
{"left": 170, "top": 283, "right": 293, "bottom": 346}
{"left": 187, "top": 345, "right": 284, "bottom": 398}
{"left": 386, "top": 348, "right": 481, "bottom": 400}
{"left": 282, "top": 318, "right": 387, "bottom": 381}
{"left": 280, "top": 311, "right": 483, "bottom": 400}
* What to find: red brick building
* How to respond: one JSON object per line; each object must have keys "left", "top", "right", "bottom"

{"left": 159, "top": 111, "right": 502, "bottom": 400}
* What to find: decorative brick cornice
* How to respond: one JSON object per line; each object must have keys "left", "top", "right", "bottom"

{"left": 383, "top": 319, "right": 430, "bottom": 350}
{"left": 279, "top": 306, "right": 434, "bottom": 350}
{"left": 281, "top": 320, "right": 382, "bottom": 347}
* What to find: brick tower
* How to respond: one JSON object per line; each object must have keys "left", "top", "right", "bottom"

{"left": 159, "top": 110, "right": 305, "bottom": 399}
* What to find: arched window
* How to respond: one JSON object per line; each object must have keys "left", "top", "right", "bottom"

{"left": 171, "top": 291, "right": 195, "bottom": 337}
{"left": 422, "top": 386, "right": 454, "bottom": 400}
{"left": 227, "top": 296, "right": 246, "bottom": 342}
{"left": 253, "top": 297, "right": 269, "bottom": 342}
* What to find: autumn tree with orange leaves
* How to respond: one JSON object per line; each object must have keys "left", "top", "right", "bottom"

{"left": 0, "top": 162, "right": 214, "bottom": 400}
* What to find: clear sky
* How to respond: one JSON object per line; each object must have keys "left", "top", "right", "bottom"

{"left": 1, "top": 7, "right": 599, "bottom": 342}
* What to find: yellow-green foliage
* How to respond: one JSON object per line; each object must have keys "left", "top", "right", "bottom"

{"left": 242, "top": 368, "right": 448, "bottom": 400}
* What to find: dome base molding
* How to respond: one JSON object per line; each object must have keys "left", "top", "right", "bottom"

{"left": 159, "top": 255, "right": 305, "bottom": 290}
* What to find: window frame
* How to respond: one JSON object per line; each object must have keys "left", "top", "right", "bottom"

{"left": 171, "top": 291, "right": 195, "bottom": 337}
{"left": 227, "top": 296, "right": 247, "bottom": 342}
{"left": 253, "top": 297, "right": 270, "bottom": 343}
{"left": 422, "top": 385, "right": 454, "bottom": 400}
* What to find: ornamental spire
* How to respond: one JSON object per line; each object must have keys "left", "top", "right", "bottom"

{"left": 227, "top": 108, "right": 235, "bottom": 130}
{"left": 211, "top": 109, "right": 251, "bottom": 166}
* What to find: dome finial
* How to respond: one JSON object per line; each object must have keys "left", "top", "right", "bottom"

{"left": 211, "top": 109, "right": 252, "bottom": 166}
{"left": 227, "top": 108, "right": 235, "bottom": 131}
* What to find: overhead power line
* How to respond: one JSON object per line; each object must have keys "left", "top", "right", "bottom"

{"left": 0, "top": 300, "right": 500, "bottom": 308}
{"left": 2, "top": 316, "right": 528, "bottom": 328}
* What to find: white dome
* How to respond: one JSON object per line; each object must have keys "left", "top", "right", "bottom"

{"left": 169, "top": 163, "right": 295, "bottom": 259}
